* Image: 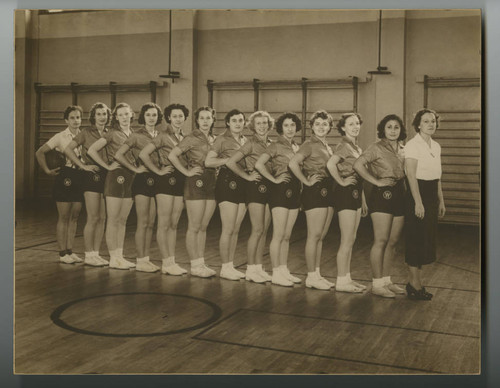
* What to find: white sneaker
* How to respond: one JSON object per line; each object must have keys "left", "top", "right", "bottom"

{"left": 84, "top": 255, "right": 106, "bottom": 267}
{"left": 191, "top": 264, "right": 216, "bottom": 278}
{"left": 245, "top": 268, "right": 267, "bottom": 284}
{"left": 256, "top": 267, "right": 272, "bottom": 282}
{"left": 231, "top": 267, "right": 246, "bottom": 279}
{"left": 162, "top": 263, "right": 188, "bottom": 276}
{"left": 69, "top": 253, "right": 83, "bottom": 263}
{"left": 59, "top": 254, "right": 76, "bottom": 264}
{"left": 281, "top": 267, "right": 302, "bottom": 284}
{"left": 123, "top": 258, "right": 136, "bottom": 268}
{"left": 335, "top": 282, "right": 364, "bottom": 293}
{"left": 371, "top": 285, "right": 396, "bottom": 298}
{"left": 305, "top": 276, "right": 331, "bottom": 290}
{"left": 109, "top": 257, "right": 131, "bottom": 270}
{"left": 220, "top": 267, "right": 241, "bottom": 281}
{"left": 319, "top": 276, "right": 335, "bottom": 288}
{"left": 95, "top": 255, "right": 109, "bottom": 266}
{"left": 136, "top": 260, "right": 160, "bottom": 273}
{"left": 271, "top": 271, "right": 294, "bottom": 287}
{"left": 350, "top": 280, "right": 367, "bottom": 290}
{"left": 386, "top": 282, "right": 405, "bottom": 294}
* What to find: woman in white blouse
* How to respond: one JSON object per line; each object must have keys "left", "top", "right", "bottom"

{"left": 404, "top": 109, "right": 446, "bottom": 300}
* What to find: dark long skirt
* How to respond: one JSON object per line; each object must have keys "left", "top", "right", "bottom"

{"left": 405, "top": 179, "right": 439, "bottom": 268}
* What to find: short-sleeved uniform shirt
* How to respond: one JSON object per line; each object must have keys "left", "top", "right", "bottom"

{"left": 361, "top": 139, "right": 405, "bottom": 180}
{"left": 295, "top": 134, "right": 333, "bottom": 179}
{"left": 46, "top": 127, "right": 81, "bottom": 168}
{"left": 103, "top": 128, "right": 134, "bottom": 164}
{"left": 177, "top": 128, "right": 215, "bottom": 168}
{"left": 152, "top": 125, "right": 185, "bottom": 168}
{"left": 73, "top": 126, "right": 108, "bottom": 165}
{"left": 124, "top": 127, "right": 158, "bottom": 167}
{"left": 211, "top": 129, "right": 247, "bottom": 169}
{"left": 404, "top": 134, "right": 442, "bottom": 180}
{"left": 238, "top": 134, "right": 272, "bottom": 171}
{"left": 334, "top": 137, "right": 362, "bottom": 178}
{"left": 264, "top": 135, "right": 299, "bottom": 177}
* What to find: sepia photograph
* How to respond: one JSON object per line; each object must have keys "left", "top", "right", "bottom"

{"left": 13, "top": 8, "right": 481, "bottom": 376}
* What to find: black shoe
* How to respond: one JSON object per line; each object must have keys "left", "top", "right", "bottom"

{"left": 406, "top": 283, "right": 432, "bottom": 301}
{"left": 421, "top": 287, "right": 433, "bottom": 299}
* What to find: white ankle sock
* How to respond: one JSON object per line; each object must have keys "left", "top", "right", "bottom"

{"left": 337, "top": 275, "right": 349, "bottom": 285}
{"left": 256, "top": 264, "right": 263, "bottom": 271}
{"left": 163, "top": 257, "right": 175, "bottom": 266}
{"left": 373, "top": 278, "right": 385, "bottom": 288}
{"left": 222, "top": 262, "right": 233, "bottom": 270}
{"left": 382, "top": 276, "right": 391, "bottom": 285}
{"left": 137, "top": 257, "right": 149, "bottom": 263}
{"left": 346, "top": 273, "right": 353, "bottom": 282}
{"left": 85, "top": 252, "right": 93, "bottom": 259}
{"left": 191, "top": 258, "right": 204, "bottom": 267}
{"left": 307, "top": 271, "right": 318, "bottom": 280}
{"left": 109, "top": 249, "right": 119, "bottom": 260}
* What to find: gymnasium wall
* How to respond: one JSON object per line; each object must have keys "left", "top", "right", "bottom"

{"left": 15, "top": 9, "right": 481, "bottom": 200}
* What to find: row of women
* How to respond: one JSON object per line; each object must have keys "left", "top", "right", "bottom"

{"left": 36, "top": 102, "right": 445, "bottom": 301}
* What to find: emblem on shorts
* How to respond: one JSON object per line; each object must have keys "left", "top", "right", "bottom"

{"left": 196, "top": 179, "right": 204, "bottom": 188}
{"left": 63, "top": 178, "right": 72, "bottom": 187}
{"left": 168, "top": 177, "right": 176, "bottom": 186}
{"left": 229, "top": 181, "right": 237, "bottom": 190}
{"left": 352, "top": 189, "right": 359, "bottom": 199}
{"left": 285, "top": 189, "right": 293, "bottom": 198}
{"left": 92, "top": 174, "right": 100, "bottom": 182}
{"left": 320, "top": 188, "right": 328, "bottom": 197}
{"left": 147, "top": 178, "right": 154, "bottom": 186}
{"left": 117, "top": 176, "right": 125, "bottom": 184}
{"left": 258, "top": 184, "right": 267, "bottom": 193}
{"left": 383, "top": 190, "right": 392, "bottom": 200}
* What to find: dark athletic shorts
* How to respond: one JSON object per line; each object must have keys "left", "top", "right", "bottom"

{"left": 53, "top": 166, "right": 84, "bottom": 202}
{"left": 82, "top": 168, "right": 106, "bottom": 194}
{"left": 132, "top": 171, "right": 156, "bottom": 197}
{"left": 333, "top": 181, "right": 362, "bottom": 212}
{"left": 245, "top": 177, "right": 270, "bottom": 205}
{"left": 155, "top": 168, "right": 185, "bottom": 197}
{"left": 301, "top": 177, "right": 334, "bottom": 211}
{"left": 268, "top": 176, "right": 301, "bottom": 210}
{"left": 215, "top": 167, "right": 246, "bottom": 204}
{"left": 103, "top": 167, "right": 135, "bottom": 199}
{"left": 184, "top": 168, "right": 216, "bottom": 201}
{"left": 368, "top": 179, "right": 405, "bottom": 216}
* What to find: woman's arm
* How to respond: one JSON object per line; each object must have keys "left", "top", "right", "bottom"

{"left": 139, "top": 142, "right": 171, "bottom": 176}
{"left": 205, "top": 150, "right": 229, "bottom": 168}
{"left": 405, "top": 158, "right": 425, "bottom": 219}
{"left": 438, "top": 179, "right": 446, "bottom": 217}
{"left": 226, "top": 151, "right": 260, "bottom": 182}
{"left": 255, "top": 153, "right": 288, "bottom": 184}
{"left": 88, "top": 138, "right": 119, "bottom": 171}
{"left": 115, "top": 144, "right": 146, "bottom": 173}
{"left": 326, "top": 155, "right": 357, "bottom": 187}
{"left": 35, "top": 143, "right": 60, "bottom": 176}
{"left": 168, "top": 146, "right": 202, "bottom": 177}
{"left": 64, "top": 140, "right": 98, "bottom": 172}
{"left": 361, "top": 189, "right": 368, "bottom": 217}
{"left": 288, "top": 153, "right": 320, "bottom": 187}
{"left": 353, "top": 156, "right": 394, "bottom": 187}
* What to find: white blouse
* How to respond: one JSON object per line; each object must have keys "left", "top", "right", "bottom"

{"left": 404, "top": 133, "right": 442, "bottom": 180}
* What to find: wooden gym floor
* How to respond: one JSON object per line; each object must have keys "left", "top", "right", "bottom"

{"left": 14, "top": 199, "right": 481, "bottom": 374}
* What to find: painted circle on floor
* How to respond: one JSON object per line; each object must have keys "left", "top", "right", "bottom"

{"left": 50, "top": 292, "right": 222, "bottom": 337}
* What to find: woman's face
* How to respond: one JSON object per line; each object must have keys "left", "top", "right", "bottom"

{"left": 419, "top": 112, "right": 437, "bottom": 136}
{"left": 282, "top": 118, "right": 297, "bottom": 140}
{"left": 228, "top": 113, "right": 245, "bottom": 134}
{"left": 254, "top": 116, "right": 270, "bottom": 136}
{"left": 116, "top": 106, "right": 132, "bottom": 128}
{"left": 343, "top": 115, "right": 361, "bottom": 138}
{"left": 65, "top": 110, "right": 81, "bottom": 130}
{"left": 384, "top": 119, "right": 401, "bottom": 141}
{"left": 312, "top": 117, "right": 330, "bottom": 138}
{"left": 144, "top": 107, "right": 158, "bottom": 128}
{"left": 169, "top": 109, "right": 186, "bottom": 130}
{"left": 197, "top": 110, "right": 214, "bottom": 131}
{"left": 94, "top": 108, "right": 108, "bottom": 127}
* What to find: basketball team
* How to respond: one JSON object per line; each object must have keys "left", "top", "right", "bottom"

{"left": 35, "top": 102, "right": 445, "bottom": 301}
